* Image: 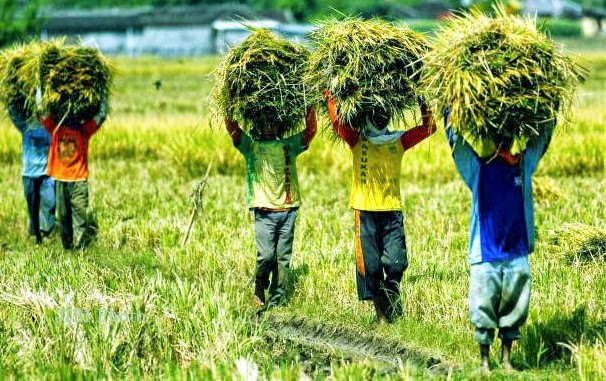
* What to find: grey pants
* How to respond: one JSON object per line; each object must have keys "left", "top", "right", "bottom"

{"left": 56, "top": 180, "right": 97, "bottom": 249}
{"left": 253, "top": 208, "right": 298, "bottom": 306}
{"left": 470, "top": 256, "right": 531, "bottom": 345}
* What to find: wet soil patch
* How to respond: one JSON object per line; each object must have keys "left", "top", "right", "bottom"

{"left": 263, "top": 314, "right": 454, "bottom": 377}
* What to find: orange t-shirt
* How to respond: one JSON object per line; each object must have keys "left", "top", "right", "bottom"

{"left": 42, "top": 117, "right": 99, "bottom": 181}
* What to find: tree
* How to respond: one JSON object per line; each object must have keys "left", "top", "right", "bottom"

{"left": 0, "top": 0, "right": 41, "bottom": 47}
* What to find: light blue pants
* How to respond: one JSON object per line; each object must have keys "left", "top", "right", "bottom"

{"left": 470, "top": 256, "right": 531, "bottom": 345}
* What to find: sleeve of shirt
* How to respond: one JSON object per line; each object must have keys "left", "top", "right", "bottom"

{"left": 7, "top": 105, "right": 27, "bottom": 133}
{"left": 235, "top": 132, "right": 252, "bottom": 155}
{"left": 83, "top": 119, "right": 100, "bottom": 138}
{"left": 446, "top": 113, "right": 480, "bottom": 190}
{"left": 41, "top": 116, "right": 56, "bottom": 134}
{"left": 524, "top": 120, "right": 556, "bottom": 175}
{"left": 400, "top": 124, "right": 435, "bottom": 151}
{"left": 327, "top": 96, "right": 359, "bottom": 148}
{"left": 288, "top": 132, "right": 307, "bottom": 156}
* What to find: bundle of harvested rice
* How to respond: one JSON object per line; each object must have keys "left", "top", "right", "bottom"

{"left": 39, "top": 42, "right": 115, "bottom": 121}
{"left": 306, "top": 17, "right": 428, "bottom": 130}
{"left": 213, "top": 29, "right": 312, "bottom": 138}
{"left": 550, "top": 223, "right": 606, "bottom": 263}
{"left": 422, "top": 6, "right": 586, "bottom": 144}
{"left": 1, "top": 40, "right": 114, "bottom": 122}
{"left": 532, "top": 176, "right": 564, "bottom": 202}
{"left": 0, "top": 42, "right": 40, "bottom": 116}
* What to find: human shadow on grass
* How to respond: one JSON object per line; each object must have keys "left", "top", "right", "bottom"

{"left": 406, "top": 269, "right": 466, "bottom": 283}
{"left": 282, "top": 263, "right": 310, "bottom": 305}
{"left": 514, "top": 305, "right": 606, "bottom": 370}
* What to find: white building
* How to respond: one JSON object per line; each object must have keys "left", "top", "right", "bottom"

{"left": 39, "top": 5, "right": 314, "bottom": 56}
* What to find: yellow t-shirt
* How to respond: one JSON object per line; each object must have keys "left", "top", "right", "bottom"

{"left": 349, "top": 137, "right": 405, "bottom": 211}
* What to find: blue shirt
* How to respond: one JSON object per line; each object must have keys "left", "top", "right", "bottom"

{"left": 8, "top": 105, "right": 51, "bottom": 177}
{"left": 445, "top": 110, "right": 554, "bottom": 264}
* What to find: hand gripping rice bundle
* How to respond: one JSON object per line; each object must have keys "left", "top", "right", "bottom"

{"left": 306, "top": 17, "right": 429, "bottom": 130}
{"left": 213, "top": 29, "right": 313, "bottom": 138}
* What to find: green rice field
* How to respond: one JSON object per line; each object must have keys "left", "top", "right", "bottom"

{"left": 0, "top": 37, "right": 604, "bottom": 379}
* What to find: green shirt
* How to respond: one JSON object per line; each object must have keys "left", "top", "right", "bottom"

{"left": 236, "top": 132, "right": 308, "bottom": 209}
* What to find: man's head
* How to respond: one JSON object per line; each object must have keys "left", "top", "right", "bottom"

{"left": 370, "top": 107, "right": 391, "bottom": 130}
{"left": 256, "top": 124, "right": 277, "bottom": 141}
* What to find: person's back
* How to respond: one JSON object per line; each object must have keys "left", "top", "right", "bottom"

{"left": 8, "top": 104, "right": 55, "bottom": 242}
{"left": 225, "top": 107, "right": 317, "bottom": 311}
{"left": 42, "top": 116, "right": 101, "bottom": 182}
{"left": 235, "top": 133, "right": 308, "bottom": 210}
{"left": 40, "top": 100, "right": 107, "bottom": 250}
{"left": 325, "top": 91, "right": 436, "bottom": 323}
{"left": 9, "top": 105, "right": 52, "bottom": 178}
{"left": 445, "top": 109, "right": 555, "bottom": 371}
{"left": 349, "top": 133, "right": 406, "bottom": 211}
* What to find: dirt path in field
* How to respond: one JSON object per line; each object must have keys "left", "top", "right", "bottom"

{"left": 263, "top": 314, "right": 454, "bottom": 377}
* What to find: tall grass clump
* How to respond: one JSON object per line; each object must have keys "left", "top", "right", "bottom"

{"left": 422, "top": 6, "right": 586, "bottom": 145}
{"left": 564, "top": 338, "right": 606, "bottom": 381}
{"left": 550, "top": 223, "right": 606, "bottom": 263}
{"left": 306, "top": 17, "right": 428, "bottom": 130}
{"left": 213, "top": 29, "right": 312, "bottom": 138}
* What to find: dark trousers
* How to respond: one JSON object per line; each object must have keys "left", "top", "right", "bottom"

{"left": 354, "top": 210, "right": 408, "bottom": 305}
{"left": 56, "top": 180, "right": 97, "bottom": 249}
{"left": 253, "top": 208, "right": 298, "bottom": 306}
{"left": 23, "top": 175, "right": 55, "bottom": 242}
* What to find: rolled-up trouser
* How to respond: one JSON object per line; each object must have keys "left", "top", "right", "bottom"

{"left": 253, "top": 208, "right": 298, "bottom": 306}
{"left": 470, "top": 256, "right": 531, "bottom": 345}
{"left": 23, "top": 175, "right": 56, "bottom": 240}
{"left": 55, "top": 180, "right": 97, "bottom": 249}
{"left": 354, "top": 210, "right": 408, "bottom": 306}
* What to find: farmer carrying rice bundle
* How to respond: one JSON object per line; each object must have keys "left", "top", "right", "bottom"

{"left": 214, "top": 29, "right": 317, "bottom": 312}
{"left": 308, "top": 18, "right": 436, "bottom": 324}
{"left": 1, "top": 43, "right": 54, "bottom": 243}
{"left": 36, "top": 40, "right": 114, "bottom": 250}
{"left": 422, "top": 6, "right": 586, "bottom": 372}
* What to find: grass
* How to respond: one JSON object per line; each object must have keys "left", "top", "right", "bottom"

{"left": 0, "top": 38, "right": 604, "bottom": 379}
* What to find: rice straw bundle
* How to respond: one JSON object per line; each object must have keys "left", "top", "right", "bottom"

{"left": 532, "top": 176, "right": 564, "bottom": 202}
{"left": 1, "top": 39, "right": 114, "bottom": 122}
{"left": 0, "top": 42, "right": 40, "bottom": 116}
{"left": 306, "top": 17, "right": 428, "bottom": 130}
{"left": 550, "top": 223, "right": 606, "bottom": 263}
{"left": 422, "top": 6, "right": 586, "bottom": 143}
{"left": 39, "top": 42, "right": 115, "bottom": 121}
{"left": 213, "top": 29, "right": 312, "bottom": 138}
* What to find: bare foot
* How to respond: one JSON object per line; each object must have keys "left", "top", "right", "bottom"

{"left": 373, "top": 299, "right": 388, "bottom": 325}
{"left": 501, "top": 339, "right": 514, "bottom": 372}
{"left": 480, "top": 344, "right": 491, "bottom": 375}
{"left": 481, "top": 362, "right": 491, "bottom": 376}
